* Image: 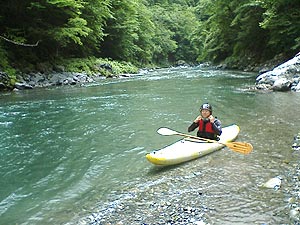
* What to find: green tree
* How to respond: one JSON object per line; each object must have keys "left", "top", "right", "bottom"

{"left": 229, "top": 1, "right": 270, "bottom": 65}
{"left": 194, "top": 0, "right": 300, "bottom": 65}
{"left": 100, "top": 0, "right": 156, "bottom": 65}
{"left": 260, "top": 0, "right": 300, "bottom": 57}
{"left": 194, "top": 0, "right": 238, "bottom": 62}
{"left": 67, "top": 0, "right": 112, "bottom": 57}
{"left": 0, "top": 0, "right": 111, "bottom": 66}
{"left": 150, "top": 5, "right": 177, "bottom": 64}
{"left": 149, "top": 3, "right": 200, "bottom": 64}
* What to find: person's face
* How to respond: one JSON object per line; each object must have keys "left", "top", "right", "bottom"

{"left": 201, "top": 109, "right": 211, "bottom": 118}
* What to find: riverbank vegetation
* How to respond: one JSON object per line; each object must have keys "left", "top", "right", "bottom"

{"left": 0, "top": 0, "right": 300, "bottom": 87}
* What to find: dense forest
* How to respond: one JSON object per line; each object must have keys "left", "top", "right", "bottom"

{"left": 0, "top": 0, "right": 299, "bottom": 84}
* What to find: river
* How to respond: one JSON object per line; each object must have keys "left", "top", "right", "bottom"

{"left": 0, "top": 66, "right": 300, "bottom": 224}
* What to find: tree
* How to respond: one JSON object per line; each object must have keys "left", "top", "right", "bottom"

{"left": 150, "top": 5, "right": 177, "bottom": 64}
{"left": 100, "top": 0, "right": 156, "bottom": 65}
{"left": 228, "top": 1, "right": 270, "bottom": 65}
{"left": 0, "top": 0, "right": 111, "bottom": 65}
{"left": 194, "top": 0, "right": 300, "bottom": 65}
{"left": 260, "top": 0, "right": 300, "bottom": 57}
{"left": 194, "top": 0, "right": 239, "bottom": 62}
{"left": 148, "top": 3, "right": 200, "bottom": 64}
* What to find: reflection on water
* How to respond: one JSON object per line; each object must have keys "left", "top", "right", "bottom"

{"left": 0, "top": 67, "right": 300, "bottom": 224}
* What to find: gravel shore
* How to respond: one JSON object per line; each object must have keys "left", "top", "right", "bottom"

{"left": 77, "top": 173, "right": 211, "bottom": 225}
{"left": 74, "top": 133, "right": 300, "bottom": 225}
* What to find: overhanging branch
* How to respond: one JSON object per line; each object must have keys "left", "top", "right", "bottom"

{"left": 0, "top": 35, "right": 40, "bottom": 47}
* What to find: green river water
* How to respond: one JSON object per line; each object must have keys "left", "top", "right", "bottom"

{"left": 0, "top": 66, "right": 300, "bottom": 224}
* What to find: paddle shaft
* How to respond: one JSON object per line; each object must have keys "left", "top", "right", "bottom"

{"left": 174, "top": 131, "right": 220, "bottom": 144}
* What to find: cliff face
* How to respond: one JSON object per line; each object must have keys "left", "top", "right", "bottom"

{"left": 256, "top": 53, "right": 300, "bottom": 92}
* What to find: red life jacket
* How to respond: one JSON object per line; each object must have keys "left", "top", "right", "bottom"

{"left": 198, "top": 119, "right": 214, "bottom": 133}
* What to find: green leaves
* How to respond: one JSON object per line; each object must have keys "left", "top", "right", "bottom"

{"left": 194, "top": 0, "right": 300, "bottom": 66}
{"left": 260, "top": 0, "right": 300, "bottom": 55}
{"left": 45, "top": 0, "right": 91, "bottom": 45}
{"left": 53, "top": 17, "right": 91, "bottom": 45}
{"left": 0, "top": 0, "right": 299, "bottom": 73}
{"left": 46, "top": 0, "right": 84, "bottom": 12}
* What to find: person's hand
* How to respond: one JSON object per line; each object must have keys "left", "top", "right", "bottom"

{"left": 209, "top": 115, "right": 215, "bottom": 123}
{"left": 194, "top": 115, "right": 202, "bottom": 123}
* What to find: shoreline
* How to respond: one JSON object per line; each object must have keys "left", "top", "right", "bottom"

{"left": 1, "top": 52, "right": 300, "bottom": 92}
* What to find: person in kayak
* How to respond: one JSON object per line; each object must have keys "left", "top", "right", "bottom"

{"left": 188, "top": 103, "right": 222, "bottom": 140}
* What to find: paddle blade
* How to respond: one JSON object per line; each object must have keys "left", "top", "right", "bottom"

{"left": 157, "top": 127, "right": 179, "bottom": 136}
{"left": 225, "top": 142, "right": 253, "bottom": 154}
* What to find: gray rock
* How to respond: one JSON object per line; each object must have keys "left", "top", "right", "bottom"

{"left": 14, "top": 82, "right": 33, "bottom": 90}
{"left": 272, "top": 78, "right": 291, "bottom": 91}
{"left": 291, "top": 79, "right": 300, "bottom": 92}
{"left": 256, "top": 52, "right": 300, "bottom": 91}
{"left": 0, "top": 82, "right": 6, "bottom": 90}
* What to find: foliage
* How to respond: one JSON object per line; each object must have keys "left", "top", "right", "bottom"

{"left": 260, "top": 0, "right": 300, "bottom": 56}
{"left": 148, "top": 3, "right": 200, "bottom": 64}
{"left": 0, "top": 43, "right": 16, "bottom": 88}
{"left": 0, "top": 0, "right": 299, "bottom": 80}
{"left": 194, "top": 0, "right": 240, "bottom": 62}
{"left": 100, "top": 0, "right": 156, "bottom": 65}
{"left": 194, "top": 0, "right": 300, "bottom": 65}
{"left": 149, "top": 5, "right": 177, "bottom": 64}
{"left": 59, "top": 57, "right": 138, "bottom": 77}
{"left": 0, "top": 0, "right": 111, "bottom": 63}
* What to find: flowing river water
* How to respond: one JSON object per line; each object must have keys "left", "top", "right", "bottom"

{"left": 0, "top": 66, "right": 300, "bottom": 225}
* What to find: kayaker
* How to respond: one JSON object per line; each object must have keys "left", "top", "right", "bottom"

{"left": 188, "top": 103, "right": 222, "bottom": 140}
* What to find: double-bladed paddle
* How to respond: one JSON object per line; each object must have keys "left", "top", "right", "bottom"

{"left": 157, "top": 127, "right": 253, "bottom": 154}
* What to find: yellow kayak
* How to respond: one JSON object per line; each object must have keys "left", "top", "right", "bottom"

{"left": 146, "top": 124, "right": 240, "bottom": 166}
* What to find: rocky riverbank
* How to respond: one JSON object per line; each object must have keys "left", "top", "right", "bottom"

{"left": 256, "top": 52, "right": 300, "bottom": 92}
{"left": 287, "top": 132, "right": 300, "bottom": 223}
{"left": 1, "top": 53, "right": 300, "bottom": 92}
{"left": 0, "top": 60, "right": 142, "bottom": 91}
{"left": 0, "top": 70, "right": 147, "bottom": 91}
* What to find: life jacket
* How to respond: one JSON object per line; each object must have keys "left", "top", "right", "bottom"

{"left": 197, "top": 119, "right": 217, "bottom": 140}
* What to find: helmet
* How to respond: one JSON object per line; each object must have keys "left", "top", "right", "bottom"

{"left": 200, "top": 103, "right": 212, "bottom": 112}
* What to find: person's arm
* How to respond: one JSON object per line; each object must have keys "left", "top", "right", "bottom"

{"left": 188, "top": 115, "right": 201, "bottom": 132}
{"left": 188, "top": 122, "right": 198, "bottom": 132}
{"left": 212, "top": 119, "right": 222, "bottom": 135}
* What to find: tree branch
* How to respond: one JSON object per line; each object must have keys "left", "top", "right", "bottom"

{"left": 0, "top": 35, "right": 40, "bottom": 47}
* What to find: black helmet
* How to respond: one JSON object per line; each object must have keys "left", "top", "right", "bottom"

{"left": 200, "top": 103, "right": 212, "bottom": 112}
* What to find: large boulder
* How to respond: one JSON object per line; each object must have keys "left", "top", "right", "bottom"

{"left": 256, "top": 53, "right": 300, "bottom": 92}
{"left": 272, "top": 78, "right": 291, "bottom": 91}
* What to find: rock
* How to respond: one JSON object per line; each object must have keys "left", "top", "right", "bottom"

{"left": 256, "top": 52, "right": 300, "bottom": 91}
{"left": 14, "top": 82, "right": 33, "bottom": 90}
{"left": 97, "top": 63, "right": 112, "bottom": 71}
{"left": 292, "top": 133, "right": 300, "bottom": 151}
{"left": 262, "top": 176, "right": 282, "bottom": 190}
{"left": 290, "top": 207, "right": 300, "bottom": 222}
{"left": 272, "top": 78, "right": 291, "bottom": 91}
{"left": 31, "top": 73, "right": 46, "bottom": 84}
{"left": 0, "top": 71, "right": 12, "bottom": 90}
{"left": 0, "top": 82, "right": 6, "bottom": 90}
{"left": 175, "top": 60, "right": 190, "bottom": 67}
{"left": 291, "top": 80, "right": 300, "bottom": 92}
{"left": 49, "top": 73, "right": 65, "bottom": 85}
{"left": 1, "top": 71, "right": 98, "bottom": 91}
